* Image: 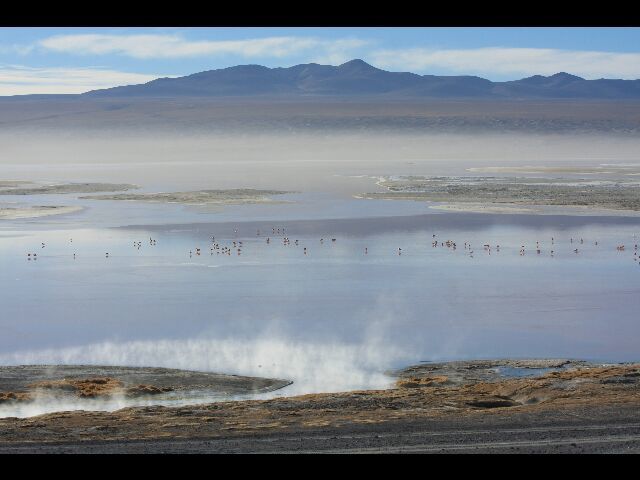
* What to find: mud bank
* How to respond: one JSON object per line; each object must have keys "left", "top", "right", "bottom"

{"left": 0, "top": 365, "right": 292, "bottom": 413}
{"left": 357, "top": 175, "right": 640, "bottom": 212}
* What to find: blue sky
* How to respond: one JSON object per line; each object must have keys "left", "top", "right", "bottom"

{"left": 1, "top": 27, "right": 640, "bottom": 95}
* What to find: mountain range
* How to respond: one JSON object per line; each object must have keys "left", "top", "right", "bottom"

{"left": 79, "top": 59, "right": 640, "bottom": 99}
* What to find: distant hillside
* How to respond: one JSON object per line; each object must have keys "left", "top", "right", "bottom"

{"left": 80, "top": 59, "right": 640, "bottom": 99}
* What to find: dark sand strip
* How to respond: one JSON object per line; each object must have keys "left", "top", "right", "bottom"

{"left": 118, "top": 212, "right": 640, "bottom": 239}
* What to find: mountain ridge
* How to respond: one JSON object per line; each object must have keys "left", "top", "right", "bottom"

{"left": 7, "top": 59, "right": 640, "bottom": 99}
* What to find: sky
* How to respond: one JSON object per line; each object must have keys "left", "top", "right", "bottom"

{"left": 1, "top": 27, "right": 640, "bottom": 95}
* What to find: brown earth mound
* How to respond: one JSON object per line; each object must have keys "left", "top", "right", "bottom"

{"left": 125, "top": 385, "right": 174, "bottom": 397}
{"left": 0, "top": 392, "right": 32, "bottom": 404}
{"left": 28, "top": 377, "right": 125, "bottom": 398}
{"left": 27, "top": 378, "right": 175, "bottom": 398}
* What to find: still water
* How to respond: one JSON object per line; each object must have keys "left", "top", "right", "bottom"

{"left": 1, "top": 198, "right": 640, "bottom": 415}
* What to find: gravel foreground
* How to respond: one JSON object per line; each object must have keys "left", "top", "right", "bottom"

{"left": 1, "top": 360, "right": 638, "bottom": 454}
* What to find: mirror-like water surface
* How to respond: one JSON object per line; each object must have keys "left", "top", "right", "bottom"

{"left": 1, "top": 191, "right": 640, "bottom": 417}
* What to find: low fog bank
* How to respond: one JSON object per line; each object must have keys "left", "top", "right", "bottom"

{"left": 0, "top": 335, "right": 404, "bottom": 418}
{"left": 0, "top": 336, "right": 412, "bottom": 400}
{"left": 2, "top": 131, "right": 640, "bottom": 195}
{"left": 0, "top": 97, "right": 639, "bottom": 136}
{"left": 0, "top": 390, "right": 143, "bottom": 418}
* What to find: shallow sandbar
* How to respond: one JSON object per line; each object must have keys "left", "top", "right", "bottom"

{"left": 82, "top": 189, "right": 293, "bottom": 206}
{"left": 0, "top": 182, "right": 138, "bottom": 195}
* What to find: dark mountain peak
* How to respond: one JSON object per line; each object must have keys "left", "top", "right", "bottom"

{"left": 338, "top": 59, "right": 379, "bottom": 72}
{"left": 518, "top": 72, "right": 584, "bottom": 84}
{"left": 217, "top": 64, "right": 271, "bottom": 76}
{"left": 226, "top": 64, "right": 269, "bottom": 71}
{"left": 549, "top": 72, "right": 584, "bottom": 82}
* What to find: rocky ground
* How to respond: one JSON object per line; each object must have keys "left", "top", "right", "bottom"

{"left": 0, "top": 359, "right": 638, "bottom": 453}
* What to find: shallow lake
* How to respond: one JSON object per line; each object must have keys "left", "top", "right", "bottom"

{"left": 1, "top": 197, "right": 640, "bottom": 415}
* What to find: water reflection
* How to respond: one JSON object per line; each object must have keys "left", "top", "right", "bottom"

{"left": 2, "top": 210, "right": 639, "bottom": 371}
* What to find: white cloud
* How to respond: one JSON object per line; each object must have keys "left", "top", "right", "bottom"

{"left": 39, "top": 34, "right": 370, "bottom": 61}
{"left": 369, "top": 47, "right": 640, "bottom": 80}
{"left": 0, "top": 66, "right": 165, "bottom": 95}
{"left": 309, "top": 38, "right": 372, "bottom": 65}
{"left": 0, "top": 44, "right": 34, "bottom": 55}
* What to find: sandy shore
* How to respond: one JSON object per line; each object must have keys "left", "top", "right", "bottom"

{"left": 0, "top": 359, "right": 638, "bottom": 453}
{"left": 0, "top": 205, "right": 83, "bottom": 220}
